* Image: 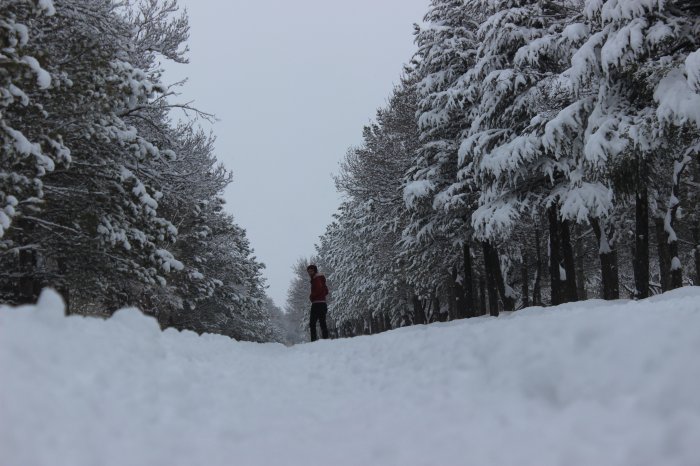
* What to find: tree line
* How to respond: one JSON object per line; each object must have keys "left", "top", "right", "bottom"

{"left": 0, "top": 0, "right": 279, "bottom": 342}
{"left": 285, "top": 0, "right": 700, "bottom": 338}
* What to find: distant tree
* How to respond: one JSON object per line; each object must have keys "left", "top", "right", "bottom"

{"left": 316, "top": 80, "right": 422, "bottom": 334}
{"left": 284, "top": 257, "right": 314, "bottom": 342}
{"left": 265, "top": 295, "right": 302, "bottom": 346}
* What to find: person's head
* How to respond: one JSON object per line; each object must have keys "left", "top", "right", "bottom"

{"left": 306, "top": 264, "right": 318, "bottom": 278}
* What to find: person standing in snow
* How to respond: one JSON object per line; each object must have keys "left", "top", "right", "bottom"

{"left": 307, "top": 264, "right": 329, "bottom": 341}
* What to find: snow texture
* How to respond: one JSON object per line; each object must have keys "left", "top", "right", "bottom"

{"left": 671, "top": 256, "right": 682, "bottom": 271}
{"left": 556, "top": 181, "right": 614, "bottom": 223}
{"left": 2, "top": 288, "right": 700, "bottom": 466}
{"left": 654, "top": 68, "right": 700, "bottom": 127}
{"left": 36, "top": 0, "right": 56, "bottom": 16}
{"left": 21, "top": 56, "right": 51, "bottom": 89}
{"left": 403, "top": 179, "right": 434, "bottom": 208}
{"left": 687, "top": 49, "right": 700, "bottom": 92}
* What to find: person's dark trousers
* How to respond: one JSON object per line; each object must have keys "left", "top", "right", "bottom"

{"left": 310, "top": 302, "right": 329, "bottom": 341}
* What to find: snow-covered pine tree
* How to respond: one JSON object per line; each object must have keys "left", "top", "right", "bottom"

{"left": 1, "top": 0, "right": 272, "bottom": 341}
{"left": 147, "top": 125, "right": 229, "bottom": 319}
{"left": 263, "top": 295, "right": 296, "bottom": 345}
{"left": 449, "top": 0, "right": 584, "bottom": 306}
{"left": 0, "top": 0, "right": 70, "bottom": 302}
{"left": 403, "top": 0, "right": 481, "bottom": 316}
{"left": 174, "top": 204, "right": 269, "bottom": 341}
{"left": 317, "top": 204, "right": 374, "bottom": 334}
{"left": 151, "top": 125, "right": 268, "bottom": 341}
{"left": 284, "top": 257, "right": 316, "bottom": 342}
{"left": 314, "top": 80, "right": 423, "bottom": 333}
{"left": 566, "top": 0, "right": 700, "bottom": 296}
{"left": 0, "top": 0, "right": 185, "bottom": 309}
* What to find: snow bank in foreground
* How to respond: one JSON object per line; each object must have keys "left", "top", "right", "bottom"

{"left": 2, "top": 289, "right": 700, "bottom": 466}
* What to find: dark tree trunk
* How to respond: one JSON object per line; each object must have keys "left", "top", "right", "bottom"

{"left": 634, "top": 156, "right": 650, "bottom": 298}
{"left": 533, "top": 226, "right": 542, "bottom": 306}
{"left": 667, "top": 155, "right": 689, "bottom": 290}
{"left": 521, "top": 249, "right": 530, "bottom": 309}
{"left": 590, "top": 218, "right": 620, "bottom": 300}
{"left": 18, "top": 249, "right": 39, "bottom": 304}
{"left": 412, "top": 295, "right": 425, "bottom": 325}
{"left": 432, "top": 294, "right": 446, "bottom": 322}
{"left": 479, "top": 276, "right": 487, "bottom": 316}
{"left": 425, "top": 290, "right": 436, "bottom": 323}
{"left": 375, "top": 314, "right": 384, "bottom": 333}
{"left": 559, "top": 219, "right": 579, "bottom": 302}
{"left": 668, "top": 227, "right": 683, "bottom": 290}
{"left": 493, "top": 249, "right": 515, "bottom": 312}
{"left": 482, "top": 242, "right": 499, "bottom": 317}
{"left": 654, "top": 217, "right": 672, "bottom": 292}
{"left": 448, "top": 271, "right": 459, "bottom": 320}
{"left": 463, "top": 242, "right": 475, "bottom": 317}
{"left": 548, "top": 205, "right": 564, "bottom": 305}
{"left": 482, "top": 241, "right": 514, "bottom": 313}
{"left": 574, "top": 228, "right": 587, "bottom": 300}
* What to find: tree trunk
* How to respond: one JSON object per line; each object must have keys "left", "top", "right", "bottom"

{"left": 483, "top": 241, "right": 514, "bottom": 313}
{"left": 533, "top": 226, "right": 542, "bottom": 306}
{"left": 427, "top": 288, "right": 440, "bottom": 324}
{"left": 634, "top": 156, "right": 650, "bottom": 298}
{"left": 479, "top": 276, "right": 487, "bottom": 316}
{"left": 667, "top": 155, "right": 690, "bottom": 290}
{"left": 654, "top": 217, "right": 672, "bottom": 292}
{"left": 548, "top": 205, "right": 564, "bottom": 305}
{"left": 590, "top": 218, "right": 620, "bottom": 300}
{"left": 463, "top": 242, "right": 475, "bottom": 317}
{"left": 574, "top": 227, "right": 587, "bottom": 300}
{"left": 412, "top": 295, "right": 425, "bottom": 325}
{"left": 668, "top": 227, "right": 683, "bottom": 290}
{"left": 559, "top": 219, "right": 579, "bottom": 303}
{"left": 521, "top": 249, "right": 530, "bottom": 309}
{"left": 375, "top": 314, "right": 384, "bottom": 333}
{"left": 482, "top": 241, "right": 499, "bottom": 317}
{"left": 18, "top": 249, "right": 39, "bottom": 304}
{"left": 449, "top": 271, "right": 459, "bottom": 320}
{"left": 432, "top": 294, "right": 445, "bottom": 322}
{"left": 494, "top": 250, "right": 515, "bottom": 312}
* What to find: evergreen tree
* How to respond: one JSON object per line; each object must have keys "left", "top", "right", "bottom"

{"left": 1, "top": 0, "right": 273, "bottom": 341}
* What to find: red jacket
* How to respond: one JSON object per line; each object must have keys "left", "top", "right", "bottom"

{"left": 309, "top": 274, "right": 329, "bottom": 303}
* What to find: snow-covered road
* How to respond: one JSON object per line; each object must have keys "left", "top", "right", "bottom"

{"left": 2, "top": 288, "right": 700, "bottom": 466}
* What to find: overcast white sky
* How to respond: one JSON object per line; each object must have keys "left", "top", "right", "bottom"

{"left": 165, "top": 0, "right": 429, "bottom": 308}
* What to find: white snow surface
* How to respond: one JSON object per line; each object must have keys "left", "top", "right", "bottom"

{"left": 2, "top": 288, "right": 700, "bottom": 466}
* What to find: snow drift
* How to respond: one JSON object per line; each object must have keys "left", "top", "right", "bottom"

{"left": 2, "top": 288, "right": 700, "bottom": 466}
